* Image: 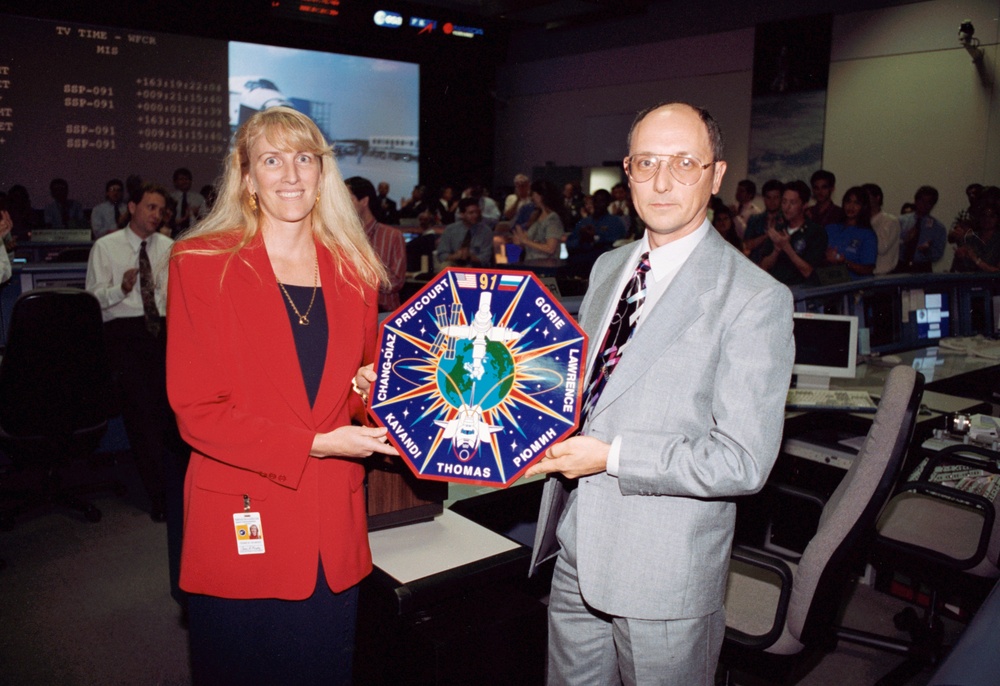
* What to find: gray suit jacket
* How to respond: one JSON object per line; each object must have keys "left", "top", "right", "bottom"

{"left": 530, "top": 227, "right": 794, "bottom": 621}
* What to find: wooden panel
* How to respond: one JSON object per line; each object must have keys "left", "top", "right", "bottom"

{"left": 366, "top": 457, "right": 447, "bottom": 531}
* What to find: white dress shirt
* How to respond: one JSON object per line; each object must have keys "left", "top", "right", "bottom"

{"left": 90, "top": 200, "right": 128, "bottom": 238}
{"left": 593, "top": 220, "right": 711, "bottom": 476}
{"left": 871, "top": 211, "right": 902, "bottom": 275}
{"left": 85, "top": 226, "right": 173, "bottom": 322}
{"left": 171, "top": 190, "right": 207, "bottom": 226}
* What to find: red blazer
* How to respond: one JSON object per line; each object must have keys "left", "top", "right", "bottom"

{"left": 167, "top": 233, "right": 377, "bottom": 599}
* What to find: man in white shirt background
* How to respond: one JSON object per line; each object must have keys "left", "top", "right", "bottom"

{"left": 86, "top": 183, "right": 177, "bottom": 522}
{"left": 864, "top": 182, "right": 901, "bottom": 276}
{"left": 170, "top": 167, "right": 206, "bottom": 236}
{"left": 90, "top": 178, "right": 128, "bottom": 239}
{"left": 503, "top": 173, "right": 533, "bottom": 221}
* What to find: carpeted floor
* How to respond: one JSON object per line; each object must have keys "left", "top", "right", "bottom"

{"left": 0, "top": 452, "right": 189, "bottom": 685}
{"left": 0, "top": 453, "right": 969, "bottom": 686}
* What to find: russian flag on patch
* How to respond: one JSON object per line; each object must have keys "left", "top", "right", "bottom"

{"left": 498, "top": 274, "right": 523, "bottom": 291}
{"left": 455, "top": 273, "right": 478, "bottom": 289}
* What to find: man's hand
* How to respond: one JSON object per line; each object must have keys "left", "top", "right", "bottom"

{"left": 121, "top": 267, "right": 139, "bottom": 294}
{"left": 767, "top": 226, "right": 790, "bottom": 252}
{"left": 525, "top": 435, "right": 611, "bottom": 480}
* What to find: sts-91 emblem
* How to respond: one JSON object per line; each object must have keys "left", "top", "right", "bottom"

{"left": 369, "top": 268, "right": 587, "bottom": 487}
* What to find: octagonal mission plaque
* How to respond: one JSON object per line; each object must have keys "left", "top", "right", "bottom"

{"left": 369, "top": 268, "right": 587, "bottom": 488}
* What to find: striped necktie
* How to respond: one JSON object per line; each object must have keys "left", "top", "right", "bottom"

{"left": 138, "top": 240, "right": 161, "bottom": 338}
{"left": 579, "top": 251, "right": 651, "bottom": 423}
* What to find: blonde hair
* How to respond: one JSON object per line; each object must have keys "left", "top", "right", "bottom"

{"left": 176, "top": 106, "right": 387, "bottom": 293}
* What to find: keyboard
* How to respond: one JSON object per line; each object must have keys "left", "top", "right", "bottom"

{"left": 786, "top": 388, "right": 878, "bottom": 413}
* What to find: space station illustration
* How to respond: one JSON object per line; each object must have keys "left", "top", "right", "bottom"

{"left": 369, "top": 269, "right": 587, "bottom": 487}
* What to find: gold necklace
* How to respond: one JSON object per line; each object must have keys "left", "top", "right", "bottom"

{"left": 276, "top": 257, "right": 318, "bottom": 326}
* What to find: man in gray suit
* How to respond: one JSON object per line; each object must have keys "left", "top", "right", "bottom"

{"left": 527, "top": 102, "right": 794, "bottom": 684}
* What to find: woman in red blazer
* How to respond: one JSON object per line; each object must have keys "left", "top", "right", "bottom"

{"left": 167, "top": 106, "right": 395, "bottom": 685}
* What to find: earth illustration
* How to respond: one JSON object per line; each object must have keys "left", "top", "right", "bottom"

{"left": 436, "top": 339, "right": 515, "bottom": 411}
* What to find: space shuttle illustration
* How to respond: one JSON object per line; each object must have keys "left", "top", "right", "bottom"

{"left": 433, "top": 385, "right": 504, "bottom": 461}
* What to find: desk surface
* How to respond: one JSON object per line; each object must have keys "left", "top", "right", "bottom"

{"left": 367, "top": 508, "right": 531, "bottom": 616}
{"left": 369, "top": 509, "right": 522, "bottom": 585}
{"left": 858, "top": 346, "right": 999, "bottom": 387}
{"left": 828, "top": 345, "right": 998, "bottom": 411}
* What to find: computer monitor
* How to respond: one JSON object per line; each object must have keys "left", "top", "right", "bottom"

{"left": 863, "top": 290, "right": 901, "bottom": 351}
{"left": 967, "top": 287, "right": 991, "bottom": 336}
{"left": 791, "top": 312, "right": 859, "bottom": 389}
{"left": 915, "top": 292, "right": 950, "bottom": 340}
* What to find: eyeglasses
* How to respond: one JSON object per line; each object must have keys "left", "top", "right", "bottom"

{"left": 624, "top": 153, "right": 714, "bottom": 185}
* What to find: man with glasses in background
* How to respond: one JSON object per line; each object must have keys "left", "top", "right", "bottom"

{"left": 528, "top": 102, "right": 794, "bottom": 685}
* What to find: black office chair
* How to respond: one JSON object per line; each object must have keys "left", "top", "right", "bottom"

{"left": 837, "top": 443, "right": 1000, "bottom": 685}
{"left": 0, "top": 288, "right": 123, "bottom": 528}
{"left": 721, "top": 366, "right": 925, "bottom": 684}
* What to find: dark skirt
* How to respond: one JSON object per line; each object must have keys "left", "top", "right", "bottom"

{"left": 188, "top": 562, "right": 359, "bottom": 686}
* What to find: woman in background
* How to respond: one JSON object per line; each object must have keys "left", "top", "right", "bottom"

{"left": 512, "top": 179, "right": 565, "bottom": 261}
{"left": 824, "top": 186, "right": 878, "bottom": 279}
{"left": 167, "top": 106, "right": 395, "bottom": 685}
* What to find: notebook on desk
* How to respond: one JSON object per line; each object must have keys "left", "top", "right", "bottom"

{"left": 785, "top": 387, "right": 879, "bottom": 413}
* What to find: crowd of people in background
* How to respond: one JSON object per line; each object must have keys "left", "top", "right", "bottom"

{"left": 0, "top": 169, "right": 218, "bottom": 248}
{"left": 708, "top": 173, "right": 1000, "bottom": 284}
{"left": 2, "top": 168, "right": 999, "bottom": 294}
{"left": 338, "top": 170, "right": 1000, "bottom": 290}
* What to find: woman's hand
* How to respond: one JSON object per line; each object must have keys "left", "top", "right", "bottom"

{"left": 353, "top": 363, "right": 376, "bottom": 400}
{"left": 311, "top": 425, "right": 397, "bottom": 458}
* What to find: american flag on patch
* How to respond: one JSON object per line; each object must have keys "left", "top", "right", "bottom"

{"left": 498, "top": 274, "right": 523, "bottom": 291}
{"left": 455, "top": 273, "right": 478, "bottom": 289}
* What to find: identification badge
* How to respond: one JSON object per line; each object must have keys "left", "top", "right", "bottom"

{"left": 233, "top": 512, "right": 265, "bottom": 555}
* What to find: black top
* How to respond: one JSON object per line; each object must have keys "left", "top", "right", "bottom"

{"left": 279, "top": 284, "right": 328, "bottom": 407}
